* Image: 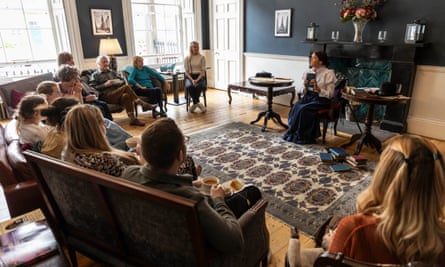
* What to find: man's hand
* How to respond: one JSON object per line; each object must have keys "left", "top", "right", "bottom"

{"left": 104, "top": 80, "right": 113, "bottom": 87}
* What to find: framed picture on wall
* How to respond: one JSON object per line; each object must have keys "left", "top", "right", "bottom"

{"left": 91, "top": 9, "right": 113, "bottom": 36}
{"left": 274, "top": 9, "right": 292, "bottom": 37}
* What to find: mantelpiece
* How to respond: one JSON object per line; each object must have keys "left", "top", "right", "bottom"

{"left": 307, "top": 41, "right": 427, "bottom": 132}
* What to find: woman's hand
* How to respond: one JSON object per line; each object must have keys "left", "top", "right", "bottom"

{"left": 210, "top": 184, "right": 225, "bottom": 199}
{"left": 85, "top": 94, "right": 97, "bottom": 102}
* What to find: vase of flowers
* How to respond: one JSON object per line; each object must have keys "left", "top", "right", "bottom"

{"left": 352, "top": 20, "right": 367, "bottom": 42}
{"left": 339, "top": 0, "right": 385, "bottom": 42}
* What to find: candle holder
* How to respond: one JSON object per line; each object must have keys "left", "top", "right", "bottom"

{"left": 306, "top": 22, "right": 319, "bottom": 41}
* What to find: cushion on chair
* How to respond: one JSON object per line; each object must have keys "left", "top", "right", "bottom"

{"left": 11, "top": 89, "right": 26, "bottom": 109}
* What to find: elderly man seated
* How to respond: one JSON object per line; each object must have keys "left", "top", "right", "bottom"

{"left": 89, "top": 55, "right": 158, "bottom": 126}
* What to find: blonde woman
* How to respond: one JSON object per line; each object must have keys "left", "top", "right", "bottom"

{"left": 63, "top": 104, "right": 139, "bottom": 177}
{"left": 329, "top": 135, "right": 445, "bottom": 264}
{"left": 184, "top": 41, "right": 206, "bottom": 113}
{"left": 40, "top": 97, "right": 80, "bottom": 158}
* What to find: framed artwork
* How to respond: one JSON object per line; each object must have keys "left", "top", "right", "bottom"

{"left": 91, "top": 9, "right": 113, "bottom": 36}
{"left": 274, "top": 9, "right": 292, "bottom": 37}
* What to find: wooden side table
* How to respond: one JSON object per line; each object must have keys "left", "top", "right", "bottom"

{"left": 342, "top": 92, "right": 410, "bottom": 154}
{"left": 228, "top": 78, "right": 295, "bottom": 131}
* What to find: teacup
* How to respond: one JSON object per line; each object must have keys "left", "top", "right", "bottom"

{"left": 201, "top": 176, "right": 220, "bottom": 194}
{"left": 125, "top": 136, "right": 140, "bottom": 149}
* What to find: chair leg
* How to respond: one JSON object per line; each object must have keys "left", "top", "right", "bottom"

{"left": 333, "top": 119, "right": 338, "bottom": 136}
{"left": 67, "top": 247, "right": 78, "bottom": 267}
{"left": 185, "top": 88, "right": 190, "bottom": 111}
{"left": 322, "top": 120, "right": 328, "bottom": 144}
{"left": 203, "top": 90, "right": 207, "bottom": 107}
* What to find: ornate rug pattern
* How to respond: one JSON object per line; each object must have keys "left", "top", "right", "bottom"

{"left": 188, "top": 122, "right": 376, "bottom": 235}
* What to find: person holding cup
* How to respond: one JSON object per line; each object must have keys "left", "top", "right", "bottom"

{"left": 121, "top": 118, "right": 262, "bottom": 253}
{"left": 283, "top": 51, "right": 336, "bottom": 145}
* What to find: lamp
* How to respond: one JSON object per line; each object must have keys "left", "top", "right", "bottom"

{"left": 306, "top": 22, "right": 319, "bottom": 41}
{"left": 404, "top": 20, "right": 426, "bottom": 44}
{"left": 99, "top": 38, "right": 123, "bottom": 71}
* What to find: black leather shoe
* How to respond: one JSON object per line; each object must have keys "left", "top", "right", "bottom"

{"left": 152, "top": 109, "right": 159, "bottom": 118}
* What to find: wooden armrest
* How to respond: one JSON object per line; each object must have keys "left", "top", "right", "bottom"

{"left": 3, "top": 180, "right": 45, "bottom": 217}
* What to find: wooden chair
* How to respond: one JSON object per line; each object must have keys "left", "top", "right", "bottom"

{"left": 185, "top": 71, "right": 208, "bottom": 112}
{"left": 24, "top": 150, "right": 270, "bottom": 267}
{"left": 314, "top": 252, "right": 438, "bottom": 267}
{"left": 318, "top": 79, "right": 348, "bottom": 144}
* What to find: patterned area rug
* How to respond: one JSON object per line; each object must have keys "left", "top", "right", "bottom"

{"left": 188, "top": 122, "right": 376, "bottom": 235}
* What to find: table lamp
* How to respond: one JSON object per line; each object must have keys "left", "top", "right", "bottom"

{"left": 99, "top": 38, "right": 123, "bottom": 71}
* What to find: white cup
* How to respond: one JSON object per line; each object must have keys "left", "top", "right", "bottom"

{"left": 331, "top": 31, "right": 340, "bottom": 42}
{"left": 125, "top": 136, "right": 140, "bottom": 149}
{"left": 378, "top": 30, "right": 387, "bottom": 42}
{"left": 201, "top": 176, "right": 220, "bottom": 194}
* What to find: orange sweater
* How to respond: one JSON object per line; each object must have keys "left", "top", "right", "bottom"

{"left": 328, "top": 214, "right": 445, "bottom": 264}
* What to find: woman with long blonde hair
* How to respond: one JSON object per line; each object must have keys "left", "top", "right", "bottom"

{"left": 62, "top": 104, "right": 139, "bottom": 176}
{"left": 184, "top": 41, "right": 206, "bottom": 113}
{"left": 329, "top": 134, "right": 445, "bottom": 264}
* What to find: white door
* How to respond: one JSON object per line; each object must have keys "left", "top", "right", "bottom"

{"left": 212, "top": 0, "right": 241, "bottom": 90}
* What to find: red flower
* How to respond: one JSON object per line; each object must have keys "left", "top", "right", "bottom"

{"left": 339, "top": 0, "right": 384, "bottom": 23}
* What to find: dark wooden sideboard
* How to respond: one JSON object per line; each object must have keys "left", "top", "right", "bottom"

{"left": 308, "top": 41, "right": 427, "bottom": 133}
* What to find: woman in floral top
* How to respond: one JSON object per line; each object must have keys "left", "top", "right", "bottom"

{"left": 62, "top": 104, "right": 139, "bottom": 176}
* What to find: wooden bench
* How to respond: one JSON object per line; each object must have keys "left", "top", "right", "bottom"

{"left": 24, "top": 151, "right": 270, "bottom": 267}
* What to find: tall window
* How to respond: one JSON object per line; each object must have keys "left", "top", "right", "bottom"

{"left": 0, "top": 0, "right": 69, "bottom": 78}
{"left": 130, "top": 0, "right": 195, "bottom": 66}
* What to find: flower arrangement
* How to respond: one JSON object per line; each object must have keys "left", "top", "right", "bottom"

{"left": 340, "top": 0, "right": 386, "bottom": 22}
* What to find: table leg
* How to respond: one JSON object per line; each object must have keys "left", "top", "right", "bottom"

{"left": 228, "top": 86, "right": 232, "bottom": 104}
{"left": 250, "top": 86, "right": 288, "bottom": 131}
{"left": 343, "top": 103, "right": 382, "bottom": 155}
{"left": 289, "top": 91, "right": 295, "bottom": 107}
{"left": 167, "top": 74, "right": 186, "bottom": 106}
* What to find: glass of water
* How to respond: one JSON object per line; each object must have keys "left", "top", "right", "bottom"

{"left": 331, "top": 31, "right": 340, "bottom": 42}
{"left": 378, "top": 30, "right": 387, "bottom": 42}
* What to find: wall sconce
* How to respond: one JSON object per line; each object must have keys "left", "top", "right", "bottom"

{"left": 404, "top": 20, "right": 426, "bottom": 44}
{"left": 306, "top": 22, "right": 319, "bottom": 41}
{"left": 99, "top": 38, "right": 123, "bottom": 71}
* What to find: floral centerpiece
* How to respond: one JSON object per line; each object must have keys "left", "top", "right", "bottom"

{"left": 339, "top": 0, "right": 386, "bottom": 42}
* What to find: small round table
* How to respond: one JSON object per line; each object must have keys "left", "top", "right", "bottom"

{"left": 342, "top": 92, "right": 410, "bottom": 154}
{"left": 248, "top": 77, "right": 294, "bottom": 131}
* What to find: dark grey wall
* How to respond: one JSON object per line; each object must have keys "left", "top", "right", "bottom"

{"left": 245, "top": 0, "right": 445, "bottom": 66}
{"left": 76, "top": 0, "right": 127, "bottom": 59}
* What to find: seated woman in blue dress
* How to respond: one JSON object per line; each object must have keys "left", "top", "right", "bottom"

{"left": 283, "top": 51, "right": 336, "bottom": 144}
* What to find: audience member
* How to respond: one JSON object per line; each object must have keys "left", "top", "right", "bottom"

{"left": 14, "top": 94, "right": 51, "bottom": 147}
{"left": 283, "top": 51, "right": 336, "bottom": 144}
{"left": 127, "top": 56, "right": 168, "bottom": 117}
{"left": 36, "top": 81, "right": 61, "bottom": 104}
{"left": 121, "top": 118, "right": 242, "bottom": 253}
{"left": 55, "top": 65, "right": 84, "bottom": 103}
{"left": 89, "top": 55, "right": 156, "bottom": 126}
{"left": 63, "top": 104, "right": 139, "bottom": 176}
{"left": 121, "top": 118, "right": 263, "bottom": 253}
{"left": 57, "top": 52, "right": 113, "bottom": 121}
{"left": 328, "top": 135, "right": 445, "bottom": 264}
{"left": 40, "top": 97, "right": 79, "bottom": 158}
{"left": 184, "top": 41, "right": 206, "bottom": 113}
